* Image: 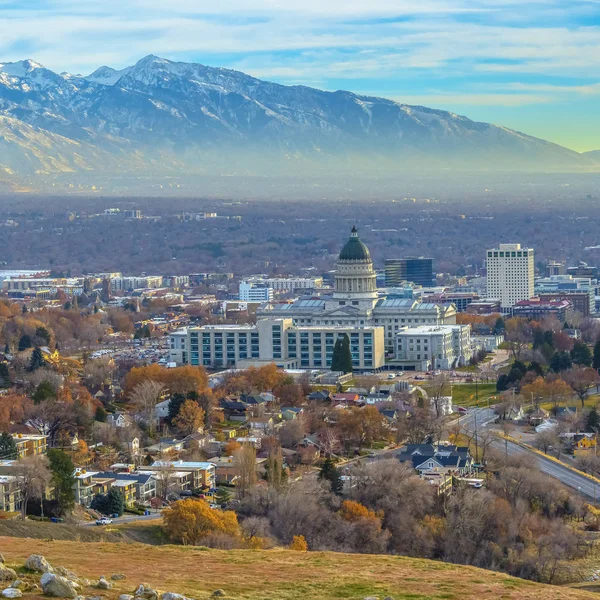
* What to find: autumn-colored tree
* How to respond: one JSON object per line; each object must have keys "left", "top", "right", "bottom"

{"left": 563, "top": 366, "right": 599, "bottom": 407}
{"left": 337, "top": 406, "right": 389, "bottom": 452}
{"left": 521, "top": 376, "right": 571, "bottom": 409}
{"left": 224, "top": 440, "right": 242, "bottom": 456}
{"left": 289, "top": 535, "right": 308, "bottom": 551}
{"left": 0, "top": 394, "right": 31, "bottom": 430}
{"left": 339, "top": 500, "right": 381, "bottom": 523}
{"left": 162, "top": 498, "right": 240, "bottom": 545}
{"left": 173, "top": 400, "right": 205, "bottom": 435}
{"left": 125, "top": 364, "right": 208, "bottom": 396}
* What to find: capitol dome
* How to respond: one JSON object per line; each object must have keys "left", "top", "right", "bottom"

{"left": 339, "top": 226, "right": 371, "bottom": 262}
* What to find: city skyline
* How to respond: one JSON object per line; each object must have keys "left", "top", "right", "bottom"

{"left": 0, "top": 0, "right": 599, "bottom": 152}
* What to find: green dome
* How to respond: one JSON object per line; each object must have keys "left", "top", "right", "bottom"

{"left": 339, "top": 226, "right": 371, "bottom": 261}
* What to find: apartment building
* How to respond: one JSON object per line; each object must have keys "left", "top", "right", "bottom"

{"left": 12, "top": 433, "right": 48, "bottom": 458}
{"left": 238, "top": 282, "right": 274, "bottom": 302}
{"left": 486, "top": 243, "right": 535, "bottom": 310}
{"left": 246, "top": 276, "right": 324, "bottom": 292}
{"left": 110, "top": 276, "right": 163, "bottom": 291}
{"left": 0, "top": 475, "right": 21, "bottom": 513}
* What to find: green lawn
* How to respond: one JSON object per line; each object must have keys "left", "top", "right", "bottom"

{"left": 450, "top": 383, "right": 500, "bottom": 408}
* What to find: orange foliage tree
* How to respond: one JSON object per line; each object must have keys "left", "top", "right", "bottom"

{"left": 162, "top": 498, "right": 240, "bottom": 545}
{"left": 125, "top": 364, "right": 209, "bottom": 397}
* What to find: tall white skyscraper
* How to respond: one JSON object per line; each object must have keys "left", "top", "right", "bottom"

{"left": 486, "top": 243, "right": 535, "bottom": 310}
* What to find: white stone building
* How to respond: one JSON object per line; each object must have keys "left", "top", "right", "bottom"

{"left": 486, "top": 243, "right": 534, "bottom": 310}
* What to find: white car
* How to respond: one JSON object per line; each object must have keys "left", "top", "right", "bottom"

{"left": 387, "top": 373, "right": 396, "bottom": 379}
{"left": 95, "top": 517, "right": 113, "bottom": 526}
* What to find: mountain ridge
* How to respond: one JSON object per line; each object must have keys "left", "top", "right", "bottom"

{"left": 0, "top": 55, "right": 597, "bottom": 191}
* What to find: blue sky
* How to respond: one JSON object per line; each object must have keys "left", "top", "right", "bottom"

{"left": 1, "top": 0, "right": 599, "bottom": 151}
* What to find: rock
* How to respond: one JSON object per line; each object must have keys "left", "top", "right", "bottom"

{"left": 111, "top": 575, "right": 126, "bottom": 581}
{"left": 10, "top": 582, "right": 29, "bottom": 591}
{"left": 363, "top": 597, "right": 379, "bottom": 600}
{"left": 384, "top": 597, "right": 395, "bottom": 600}
{"left": 96, "top": 578, "right": 112, "bottom": 590}
{"left": 0, "top": 567, "right": 16, "bottom": 583}
{"left": 161, "top": 594, "right": 187, "bottom": 600}
{"left": 40, "top": 573, "right": 79, "bottom": 599}
{"left": 211, "top": 591, "right": 226, "bottom": 598}
{"left": 55, "top": 567, "right": 79, "bottom": 581}
{"left": 134, "top": 585, "right": 159, "bottom": 600}
{"left": 2, "top": 589, "right": 22, "bottom": 599}
{"left": 25, "top": 555, "right": 53, "bottom": 573}
{"left": 119, "top": 595, "right": 134, "bottom": 600}
{"left": 0, "top": 555, "right": 4, "bottom": 564}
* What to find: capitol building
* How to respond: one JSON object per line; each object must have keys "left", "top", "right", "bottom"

{"left": 170, "top": 227, "right": 472, "bottom": 372}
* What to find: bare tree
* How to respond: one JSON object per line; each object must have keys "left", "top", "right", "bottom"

{"left": 153, "top": 461, "right": 177, "bottom": 501}
{"left": 130, "top": 380, "right": 165, "bottom": 434}
{"left": 534, "top": 429, "right": 558, "bottom": 454}
{"left": 429, "top": 373, "right": 450, "bottom": 417}
{"left": 14, "top": 455, "right": 52, "bottom": 520}
{"left": 234, "top": 445, "right": 257, "bottom": 500}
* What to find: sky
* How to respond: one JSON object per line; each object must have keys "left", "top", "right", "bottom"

{"left": 0, "top": 0, "right": 599, "bottom": 152}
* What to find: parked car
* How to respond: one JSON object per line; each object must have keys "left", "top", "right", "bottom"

{"left": 95, "top": 517, "right": 113, "bottom": 526}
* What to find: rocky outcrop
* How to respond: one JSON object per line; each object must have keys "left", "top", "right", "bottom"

{"left": 134, "top": 585, "right": 159, "bottom": 600}
{"left": 25, "top": 555, "right": 53, "bottom": 574}
{"left": 40, "top": 573, "right": 78, "bottom": 598}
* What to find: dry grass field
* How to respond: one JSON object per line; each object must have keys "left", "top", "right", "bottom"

{"left": 1, "top": 536, "right": 598, "bottom": 600}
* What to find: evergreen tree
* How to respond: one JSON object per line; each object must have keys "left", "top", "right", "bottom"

{"left": 0, "top": 432, "right": 18, "bottom": 460}
{"left": 319, "top": 457, "right": 343, "bottom": 495}
{"left": 527, "top": 361, "right": 544, "bottom": 377}
{"left": 336, "top": 334, "right": 353, "bottom": 374}
{"left": 493, "top": 317, "right": 505, "bottom": 334}
{"left": 21, "top": 304, "right": 27, "bottom": 314}
{"left": 35, "top": 326, "right": 51, "bottom": 346}
{"left": 90, "top": 488, "right": 125, "bottom": 516}
{"left": 95, "top": 406, "right": 108, "bottom": 422}
{"left": 330, "top": 338, "right": 343, "bottom": 372}
{"left": 47, "top": 449, "right": 76, "bottom": 515}
{"left": 551, "top": 350, "right": 572, "bottom": 372}
{"left": 0, "top": 362, "right": 10, "bottom": 387}
{"left": 572, "top": 341, "right": 593, "bottom": 367}
{"left": 586, "top": 406, "right": 600, "bottom": 433}
{"left": 168, "top": 393, "right": 187, "bottom": 424}
{"left": 496, "top": 373, "right": 509, "bottom": 392}
{"left": 3, "top": 344, "right": 9, "bottom": 354}
{"left": 17, "top": 334, "right": 32, "bottom": 352}
{"left": 214, "top": 487, "right": 232, "bottom": 506}
{"left": 29, "top": 347, "right": 46, "bottom": 372}
{"left": 63, "top": 301, "right": 72, "bottom": 311}
{"left": 32, "top": 381, "right": 56, "bottom": 404}
{"left": 593, "top": 339, "right": 600, "bottom": 371}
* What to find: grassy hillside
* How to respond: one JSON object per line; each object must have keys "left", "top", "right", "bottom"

{"left": 1, "top": 536, "right": 597, "bottom": 600}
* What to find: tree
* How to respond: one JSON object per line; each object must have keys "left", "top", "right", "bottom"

{"left": 0, "top": 432, "right": 18, "bottom": 460}
{"left": 14, "top": 455, "right": 51, "bottom": 520}
{"left": 550, "top": 351, "right": 572, "bottom": 373}
{"left": 535, "top": 430, "right": 558, "bottom": 454}
{"left": 32, "top": 380, "right": 57, "bottom": 404}
{"left": 571, "top": 341, "right": 593, "bottom": 367}
{"left": 129, "top": 380, "right": 165, "bottom": 434}
{"left": 162, "top": 498, "right": 240, "bottom": 545}
{"left": 264, "top": 447, "right": 287, "bottom": 491}
{"left": 91, "top": 487, "right": 125, "bottom": 516}
{"left": 494, "top": 317, "right": 505, "bottom": 335}
{"left": 28, "top": 347, "right": 47, "bottom": 372}
{"left": 173, "top": 400, "right": 205, "bottom": 435}
{"left": 234, "top": 446, "right": 257, "bottom": 500}
{"left": 0, "top": 363, "right": 10, "bottom": 387}
{"left": 47, "top": 449, "right": 76, "bottom": 515}
{"left": 593, "top": 339, "right": 600, "bottom": 371}
{"left": 587, "top": 406, "right": 600, "bottom": 433}
{"left": 18, "top": 334, "right": 32, "bottom": 352}
{"left": 289, "top": 535, "right": 308, "bottom": 551}
{"left": 319, "top": 457, "right": 343, "bottom": 495}
{"left": 168, "top": 393, "right": 186, "bottom": 424}
{"left": 331, "top": 334, "right": 353, "bottom": 373}
{"left": 214, "top": 487, "right": 232, "bottom": 506}
{"left": 563, "top": 366, "right": 598, "bottom": 408}
{"left": 337, "top": 406, "right": 388, "bottom": 452}
{"left": 95, "top": 406, "right": 107, "bottom": 422}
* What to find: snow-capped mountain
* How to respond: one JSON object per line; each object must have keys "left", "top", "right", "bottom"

{"left": 0, "top": 55, "right": 594, "bottom": 189}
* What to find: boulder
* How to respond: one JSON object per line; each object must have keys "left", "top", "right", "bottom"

{"left": 134, "top": 585, "right": 159, "bottom": 600}
{"left": 211, "top": 591, "right": 226, "bottom": 598}
{"left": 96, "top": 578, "right": 112, "bottom": 590}
{"left": 2, "top": 589, "right": 22, "bottom": 599}
{"left": 10, "top": 582, "right": 29, "bottom": 591}
{"left": 111, "top": 575, "right": 126, "bottom": 581}
{"left": 55, "top": 568, "right": 79, "bottom": 581}
{"left": 119, "top": 595, "right": 134, "bottom": 600}
{"left": 161, "top": 594, "right": 187, "bottom": 600}
{"left": 0, "top": 567, "right": 16, "bottom": 583}
{"left": 40, "top": 573, "right": 78, "bottom": 599}
{"left": 25, "top": 555, "right": 53, "bottom": 573}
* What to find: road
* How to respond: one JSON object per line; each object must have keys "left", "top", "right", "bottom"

{"left": 459, "top": 407, "right": 600, "bottom": 501}
{"left": 490, "top": 436, "right": 599, "bottom": 501}
{"left": 79, "top": 512, "right": 163, "bottom": 527}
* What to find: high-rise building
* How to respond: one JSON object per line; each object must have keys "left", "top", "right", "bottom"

{"left": 486, "top": 243, "right": 534, "bottom": 309}
{"left": 385, "top": 258, "right": 434, "bottom": 287}
{"left": 239, "top": 282, "right": 274, "bottom": 302}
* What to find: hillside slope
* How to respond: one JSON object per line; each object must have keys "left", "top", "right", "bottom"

{"left": 1, "top": 536, "right": 596, "bottom": 600}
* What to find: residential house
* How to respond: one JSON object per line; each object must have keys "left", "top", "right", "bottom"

{"left": 146, "top": 438, "right": 186, "bottom": 455}
{"left": 308, "top": 390, "right": 330, "bottom": 402}
{"left": 281, "top": 407, "right": 303, "bottom": 421}
{"left": 331, "top": 393, "right": 359, "bottom": 406}
{"left": 148, "top": 460, "right": 215, "bottom": 490}
{"left": 154, "top": 399, "right": 171, "bottom": 427}
{"left": 210, "top": 455, "right": 267, "bottom": 486}
{"left": 106, "top": 412, "right": 131, "bottom": 428}
{"left": 398, "top": 444, "right": 473, "bottom": 477}
{"left": 528, "top": 407, "right": 550, "bottom": 426}
{"left": 248, "top": 416, "right": 274, "bottom": 435}
{"left": 220, "top": 399, "right": 249, "bottom": 422}
{"left": 558, "top": 432, "right": 597, "bottom": 453}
